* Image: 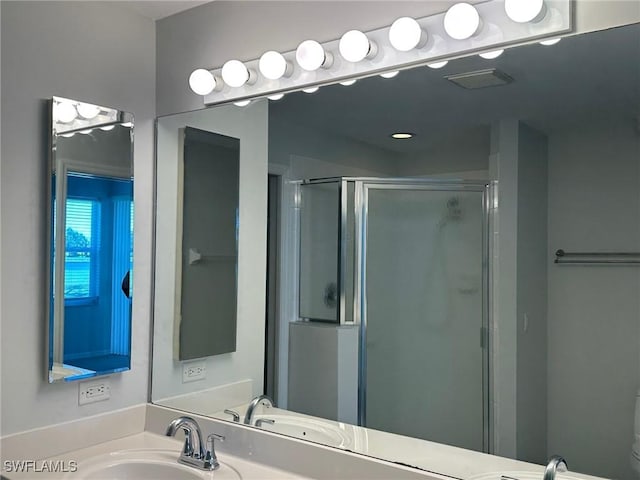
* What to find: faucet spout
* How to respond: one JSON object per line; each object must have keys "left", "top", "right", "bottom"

{"left": 166, "top": 416, "right": 208, "bottom": 468}
{"left": 543, "top": 455, "right": 568, "bottom": 480}
{"left": 244, "top": 395, "right": 275, "bottom": 425}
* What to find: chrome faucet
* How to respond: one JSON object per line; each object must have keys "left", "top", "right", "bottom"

{"left": 165, "top": 416, "right": 224, "bottom": 471}
{"left": 244, "top": 394, "right": 274, "bottom": 425}
{"left": 543, "top": 455, "right": 568, "bottom": 480}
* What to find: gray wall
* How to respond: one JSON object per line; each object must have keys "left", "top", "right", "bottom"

{"left": 0, "top": 1, "right": 155, "bottom": 435}
{"left": 515, "top": 124, "right": 549, "bottom": 464}
{"left": 547, "top": 116, "right": 640, "bottom": 479}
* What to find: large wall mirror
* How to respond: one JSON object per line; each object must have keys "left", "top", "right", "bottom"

{"left": 152, "top": 23, "right": 640, "bottom": 480}
{"left": 48, "top": 97, "right": 134, "bottom": 382}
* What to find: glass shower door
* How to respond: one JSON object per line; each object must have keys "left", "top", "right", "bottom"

{"left": 359, "top": 182, "right": 489, "bottom": 453}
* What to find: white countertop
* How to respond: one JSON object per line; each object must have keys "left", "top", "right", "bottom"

{"left": 2, "top": 431, "right": 307, "bottom": 480}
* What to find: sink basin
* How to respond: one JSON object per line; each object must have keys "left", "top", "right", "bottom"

{"left": 252, "top": 414, "right": 353, "bottom": 449}
{"left": 66, "top": 449, "right": 242, "bottom": 479}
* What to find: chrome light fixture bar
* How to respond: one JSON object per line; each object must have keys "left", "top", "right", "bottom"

{"left": 198, "top": 0, "right": 571, "bottom": 106}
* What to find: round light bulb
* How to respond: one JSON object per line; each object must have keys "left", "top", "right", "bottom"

{"left": 380, "top": 71, "right": 400, "bottom": 79}
{"left": 339, "top": 30, "right": 376, "bottom": 63}
{"left": 540, "top": 37, "right": 561, "bottom": 46}
{"left": 479, "top": 49, "right": 504, "bottom": 59}
{"left": 268, "top": 94, "right": 285, "bottom": 101}
{"left": 389, "top": 17, "right": 425, "bottom": 52}
{"left": 121, "top": 122, "right": 133, "bottom": 128}
{"left": 189, "top": 69, "right": 217, "bottom": 95}
{"left": 56, "top": 102, "right": 77, "bottom": 123}
{"left": 234, "top": 100, "right": 251, "bottom": 107}
{"left": 222, "top": 60, "right": 251, "bottom": 88}
{"left": 78, "top": 129, "right": 93, "bottom": 135}
{"left": 444, "top": 3, "right": 481, "bottom": 40}
{"left": 303, "top": 87, "right": 319, "bottom": 94}
{"left": 77, "top": 103, "right": 100, "bottom": 119}
{"left": 60, "top": 132, "right": 76, "bottom": 138}
{"left": 341, "top": 79, "right": 357, "bottom": 86}
{"left": 259, "top": 51, "right": 291, "bottom": 80}
{"left": 428, "top": 61, "right": 448, "bottom": 69}
{"left": 505, "top": 0, "right": 546, "bottom": 23}
{"left": 296, "top": 40, "right": 332, "bottom": 71}
{"left": 99, "top": 125, "right": 115, "bottom": 131}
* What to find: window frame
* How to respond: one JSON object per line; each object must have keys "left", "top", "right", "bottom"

{"left": 63, "top": 196, "right": 101, "bottom": 307}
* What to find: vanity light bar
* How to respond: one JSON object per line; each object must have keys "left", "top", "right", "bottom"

{"left": 196, "top": 0, "right": 571, "bottom": 106}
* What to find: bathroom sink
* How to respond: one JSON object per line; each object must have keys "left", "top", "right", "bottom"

{"left": 252, "top": 414, "right": 353, "bottom": 449}
{"left": 66, "top": 449, "right": 242, "bottom": 479}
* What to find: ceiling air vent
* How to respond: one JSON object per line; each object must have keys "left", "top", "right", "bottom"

{"left": 445, "top": 68, "right": 514, "bottom": 89}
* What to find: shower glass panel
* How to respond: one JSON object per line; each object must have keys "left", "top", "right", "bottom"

{"left": 360, "top": 183, "right": 488, "bottom": 453}
{"left": 299, "top": 181, "right": 340, "bottom": 322}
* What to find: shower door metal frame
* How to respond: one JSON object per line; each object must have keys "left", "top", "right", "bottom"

{"left": 354, "top": 178, "right": 492, "bottom": 454}
{"left": 298, "top": 177, "right": 355, "bottom": 325}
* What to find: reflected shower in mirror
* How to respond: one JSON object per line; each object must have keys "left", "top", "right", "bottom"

{"left": 152, "top": 24, "right": 640, "bottom": 480}
{"left": 48, "top": 97, "right": 134, "bottom": 382}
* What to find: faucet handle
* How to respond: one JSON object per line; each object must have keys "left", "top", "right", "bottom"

{"left": 204, "top": 434, "right": 225, "bottom": 471}
{"left": 208, "top": 433, "right": 225, "bottom": 444}
{"left": 255, "top": 418, "right": 275, "bottom": 428}
{"left": 223, "top": 409, "right": 240, "bottom": 422}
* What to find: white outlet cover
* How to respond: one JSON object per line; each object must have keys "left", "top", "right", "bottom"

{"left": 79, "top": 379, "right": 111, "bottom": 405}
{"left": 182, "top": 361, "right": 206, "bottom": 383}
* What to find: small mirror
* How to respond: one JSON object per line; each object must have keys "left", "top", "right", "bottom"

{"left": 176, "top": 127, "right": 240, "bottom": 360}
{"left": 47, "top": 96, "right": 134, "bottom": 382}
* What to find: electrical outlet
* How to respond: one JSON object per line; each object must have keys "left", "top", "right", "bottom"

{"left": 182, "top": 361, "right": 206, "bottom": 383}
{"left": 79, "top": 379, "right": 111, "bottom": 405}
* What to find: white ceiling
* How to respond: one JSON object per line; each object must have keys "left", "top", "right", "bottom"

{"left": 271, "top": 24, "right": 640, "bottom": 155}
{"left": 123, "top": 1, "right": 210, "bottom": 20}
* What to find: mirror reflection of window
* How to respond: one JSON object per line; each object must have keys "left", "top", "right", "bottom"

{"left": 64, "top": 198, "right": 100, "bottom": 302}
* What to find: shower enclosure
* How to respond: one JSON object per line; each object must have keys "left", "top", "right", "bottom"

{"left": 298, "top": 177, "right": 491, "bottom": 453}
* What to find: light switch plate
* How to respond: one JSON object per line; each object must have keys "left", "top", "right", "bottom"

{"left": 79, "top": 379, "right": 111, "bottom": 405}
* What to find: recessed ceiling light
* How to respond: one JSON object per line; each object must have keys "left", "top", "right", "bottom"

{"left": 234, "top": 100, "right": 251, "bottom": 107}
{"left": 380, "top": 71, "right": 400, "bottom": 79}
{"left": 340, "top": 79, "right": 357, "bottom": 86}
{"left": 391, "top": 132, "right": 415, "bottom": 139}
{"left": 268, "top": 93, "right": 285, "bottom": 101}
{"left": 303, "top": 87, "right": 319, "bottom": 94}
